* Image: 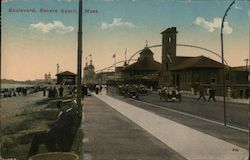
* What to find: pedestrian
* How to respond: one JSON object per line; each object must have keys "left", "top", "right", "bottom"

{"left": 48, "top": 87, "right": 53, "bottom": 98}
{"left": 81, "top": 85, "right": 85, "bottom": 100}
{"left": 208, "top": 88, "right": 216, "bottom": 102}
{"left": 197, "top": 88, "right": 206, "bottom": 101}
{"left": 13, "top": 90, "right": 16, "bottom": 97}
{"left": 24, "top": 88, "right": 27, "bottom": 96}
{"left": 100, "top": 85, "right": 103, "bottom": 93}
{"left": 28, "top": 100, "right": 79, "bottom": 157}
{"left": 59, "top": 86, "right": 64, "bottom": 97}
{"left": 43, "top": 87, "right": 46, "bottom": 97}
{"left": 95, "top": 85, "right": 99, "bottom": 95}
{"left": 53, "top": 87, "right": 58, "bottom": 98}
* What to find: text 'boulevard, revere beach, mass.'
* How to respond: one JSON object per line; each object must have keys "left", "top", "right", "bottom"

{"left": 8, "top": 8, "right": 99, "bottom": 14}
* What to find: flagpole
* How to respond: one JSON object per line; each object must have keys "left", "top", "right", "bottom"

{"left": 115, "top": 53, "right": 116, "bottom": 69}
{"left": 112, "top": 53, "right": 116, "bottom": 81}
{"left": 124, "top": 48, "right": 127, "bottom": 66}
{"left": 77, "top": 0, "right": 83, "bottom": 121}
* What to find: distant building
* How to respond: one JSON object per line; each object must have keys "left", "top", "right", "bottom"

{"left": 228, "top": 66, "right": 249, "bottom": 98}
{"left": 122, "top": 47, "right": 161, "bottom": 89}
{"left": 160, "top": 27, "right": 249, "bottom": 97}
{"left": 83, "top": 59, "right": 96, "bottom": 84}
{"left": 44, "top": 72, "right": 52, "bottom": 82}
{"left": 56, "top": 71, "right": 76, "bottom": 85}
{"left": 96, "top": 71, "right": 115, "bottom": 85}
{"left": 160, "top": 27, "right": 225, "bottom": 93}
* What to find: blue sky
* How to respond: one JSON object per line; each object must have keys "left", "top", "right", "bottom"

{"left": 1, "top": 0, "right": 249, "bottom": 80}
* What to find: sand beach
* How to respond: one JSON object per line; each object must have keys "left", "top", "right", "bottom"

{"left": 1, "top": 91, "right": 60, "bottom": 159}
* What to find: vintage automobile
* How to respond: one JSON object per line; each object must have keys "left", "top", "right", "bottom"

{"left": 159, "top": 87, "right": 181, "bottom": 102}
{"left": 118, "top": 84, "right": 152, "bottom": 99}
{"left": 118, "top": 85, "right": 126, "bottom": 96}
{"left": 118, "top": 84, "right": 139, "bottom": 99}
{"left": 126, "top": 85, "right": 139, "bottom": 99}
{"left": 137, "top": 84, "right": 149, "bottom": 96}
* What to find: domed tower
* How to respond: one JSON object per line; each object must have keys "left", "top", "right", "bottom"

{"left": 137, "top": 46, "right": 154, "bottom": 62}
{"left": 88, "top": 57, "right": 96, "bottom": 83}
{"left": 83, "top": 57, "right": 89, "bottom": 83}
{"left": 88, "top": 59, "right": 95, "bottom": 72}
{"left": 161, "top": 27, "right": 178, "bottom": 86}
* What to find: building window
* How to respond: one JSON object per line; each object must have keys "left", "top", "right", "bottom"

{"left": 168, "top": 37, "right": 172, "bottom": 42}
{"left": 210, "top": 72, "right": 217, "bottom": 84}
{"left": 183, "top": 74, "right": 186, "bottom": 84}
{"left": 166, "top": 75, "right": 169, "bottom": 82}
{"left": 194, "top": 72, "right": 199, "bottom": 82}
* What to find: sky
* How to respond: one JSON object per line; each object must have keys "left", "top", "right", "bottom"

{"left": 1, "top": 0, "right": 249, "bottom": 81}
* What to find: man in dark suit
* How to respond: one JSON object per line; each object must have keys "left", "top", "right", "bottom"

{"left": 59, "top": 86, "right": 64, "bottom": 97}
{"left": 28, "top": 99, "right": 80, "bottom": 157}
{"left": 208, "top": 88, "right": 216, "bottom": 102}
{"left": 197, "top": 88, "right": 206, "bottom": 101}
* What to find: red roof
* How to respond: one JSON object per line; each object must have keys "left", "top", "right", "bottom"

{"left": 230, "top": 66, "right": 247, "bottom": 72}
{"left": 172, "top": 56, "right": 224, "bottom": 70}
{"left": 124, "top": 59, "right": 161, "bottom": 71}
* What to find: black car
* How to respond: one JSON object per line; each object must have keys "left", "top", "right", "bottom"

{"left": 159, "top": 87, "right": 181, "bottom": 102}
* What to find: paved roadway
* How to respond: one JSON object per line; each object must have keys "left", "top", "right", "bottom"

{"left": 108, "top": 87, "right": 248, "bottom": 129}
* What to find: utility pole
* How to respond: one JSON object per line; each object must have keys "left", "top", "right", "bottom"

{"left": 77, "top": 0, "right": 83, "bottom": 118}
{"left": 248, "top": 32, "right": 250, "bottom": 160}
{"left": 220, "top": 0, "right": 235, "bottom": 126}
{"left": 244, "top": 59, "right": 249, "bottom": 80}
{"left": 124, "top": 48, "right": 127, "bottom": 66}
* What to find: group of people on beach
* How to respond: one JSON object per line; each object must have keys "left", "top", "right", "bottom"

{"left": 43, "top": 86, "right": 64, "bottom": 98}
{"left": 2, "top": 86, "right": 39, "bottom": 98}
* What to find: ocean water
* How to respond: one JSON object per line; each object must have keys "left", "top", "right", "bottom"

{"left": 1, "top": 83, "right": 35, "bottom": 89}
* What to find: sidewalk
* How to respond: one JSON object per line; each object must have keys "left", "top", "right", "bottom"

{"left": 82, "top": 95, "right": 186, "bottom": 160}
{"left": 92, "top": 90, "right": 248, "bottom": 160}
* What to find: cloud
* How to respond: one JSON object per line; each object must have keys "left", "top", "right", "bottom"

{"left": 101, "top": 18, "right": 136, "bottom": 30}
{"left": 194, "top": 17, "right": 233, "bottom": 34}
{"left": 30, "top": 21, "right": 74, "bottom": 34}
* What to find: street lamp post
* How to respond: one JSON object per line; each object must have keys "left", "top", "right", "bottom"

{"left": 220, "top": 0, "right": 235, "bottom": 126}
{"left": 77, "top": 0, "right": 83, "bottom": 120}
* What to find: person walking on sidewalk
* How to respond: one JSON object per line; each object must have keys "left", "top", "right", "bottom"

{"left": 95, "top": 85, "right": 99, "bottom": 95}
{"left": 59, "top": 86, "right": 64, "bottom": 97}
{"left": 197, "top": 88, "right": 206, "bottom": 101}
{"left": 43, "top": 87, "right": 46, "bottom": 97}
{"left": 53, "top": 87, "right": 58, "bottom": 98}
{"left": 208, "top": 88, "right": 216, "bottom": 102}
